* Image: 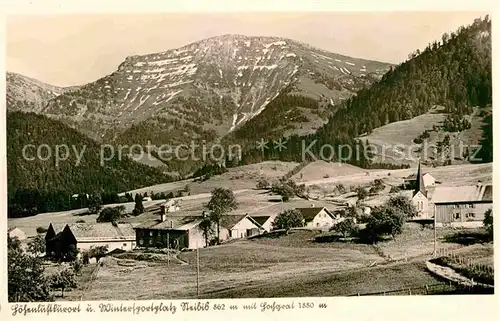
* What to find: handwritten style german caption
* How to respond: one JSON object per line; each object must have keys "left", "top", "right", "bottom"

{"left": 10, "top": 300, "right": 328, "bottom": 317}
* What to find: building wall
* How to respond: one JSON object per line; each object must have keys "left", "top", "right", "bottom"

{"left": 187, "top": 227, "right": 206, "bottom": 249}
{"left": 423, "top": 174, "right": 435, "bottom": 187}
{"left": 434, "top": 202, "right": 492, "bottom": 223}
{"left": 136, "top": 229, "right": 189, "bottom": 249}
{"left": 261, "top": 217, "right": 276, "bottom": 232}
{"left": 9, "top": 228, "right": 26, "bottom": 241}
{"left": 77, "top": 240, "right": 136, "bottom": 252}
{"left": 306, "top": 209, "right": 335, "bottom": 230}
{"left": 412, "top": 192, "right": 430, "bottom": 219}
{"left": 230, "top": 218, "right": 261, "bottom": 239}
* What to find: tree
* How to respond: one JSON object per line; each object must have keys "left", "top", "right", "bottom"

{"left": 72, "top": 258, "right": 83, "bottom": 275}
{"left": 96, "top": 205, "right": 125, "bottom": 223}
{"left": 332, "top": 218, "right": 359, "bottom": 238}
{"left": 206, "top": 188, "right": 238, "bottom": 243}
{"left": 271, "top": 180, "right": 295, "bottom": 202}
{"left": 134, "top": 194, "right": 144, "bottom": 215}
{"left": 365, "top": 206, "right": 406, "bottom": 242}
{"left": 198, "top": 215, "right": 214, "bottom": 247}
{"left": 50, "top": 268, "right": 76, "bottom": 298}
{"left": 27, "top": 234, "right": 46, "bottom": 255}
{"left": 66, "top": 244, "right": 79, "bottom": 262}
{"left": 88, "top": 194, "right": 102, "bottom": 214}
{"left": 8, "top": 236, "right": 53, "bottom": 302}
{"left": 88, "top": 245, "right": 108, "bottom": 262}
{"left": 386, "top": 195, "right": 418, "bottom": 219}
{"left": 355, "top": 186, "right": 369, "bottom": 200}
{"left": 256, "top": 178, "right": 270, "bottom": 190}
{"left": 125, "top": 193, "right": 134, "bottom": 202}
{"left": 483, "top": 208, "right": 493, "bottom": 240}
{"left": 272, "top": 209, "right": 304, "bottom": 234}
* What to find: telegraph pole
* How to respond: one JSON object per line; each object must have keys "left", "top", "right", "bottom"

{"left": 196, "top": 248, "right": 200, "bottom": 297}
{"left": 433, "top": 204, "right": 437, "bottom": 257}
{"left": 167, "top": 234, "right": 170, "bottom": 266}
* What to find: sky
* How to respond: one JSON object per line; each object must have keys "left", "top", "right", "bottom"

{"left": 6, "top": 12, "right": 487, "bottom": 87}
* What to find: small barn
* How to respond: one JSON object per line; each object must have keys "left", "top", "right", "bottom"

{"left": 8, "top": 227, "right": 26, "bottom": 241}
{"left": 296, "top": 206, "right": 340, "bottom": 230}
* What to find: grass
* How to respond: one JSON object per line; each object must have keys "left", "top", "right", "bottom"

{"left": 375, "top": 223, "right": 466, "bottom": 260}
{"left": 79, "top": 230, "right": 385, "bottom": 300}
{"left": 72, "top": 225, "right": 492, "bottom": 300}
{"left": 200, "top": 261, "right": 444, "bottom": 298}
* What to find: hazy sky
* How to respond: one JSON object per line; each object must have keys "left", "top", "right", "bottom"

{"left": 7, "top": 12, "right": 487, "bottom": 86}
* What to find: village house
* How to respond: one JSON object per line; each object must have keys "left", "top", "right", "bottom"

{"left": 296, "top": 206, "right": 340, "bottom": 230}
{"left": 220, "top": 214, "right": 263, "bottom": 239}
{"left": 250, "top": 215, "right": 276, "bottom": 233}
{"left": 8, "top": 227, "right": 26, "bottom": 241}
{"left": 45, "top": 222, "right": 136, "bottom": 258}
{"left": 134, "top": 212, "right": 206, "bottom": 249}
{"left": 432, "top": 183, "right": 492, "bottom": 227}
{"left": 135, "top": 206, "right": 265, "bottom": 249}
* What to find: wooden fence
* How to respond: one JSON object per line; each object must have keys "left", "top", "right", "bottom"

{"left": 434, "top": 247, "right": 494, "bottom": 274}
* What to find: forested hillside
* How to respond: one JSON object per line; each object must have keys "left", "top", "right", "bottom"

{"left": 7, "top": 112, "right": 173, "bottom": 217}
{"left": 230, "top": 16, "right": 491, "bottom": 168}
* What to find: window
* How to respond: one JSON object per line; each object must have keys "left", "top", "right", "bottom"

{"left": 123, "top": 243, "right": 127, "bottom": 247}
{"left": 149, "top": 231, "right": 153, "bottom": 236}
{"left": 466, "top": 213, "right": 475, "bottom": 218}
{"left": 455, "top": 213, "right": 461, "bottom": 220}
{"left": 467, "top": 204, "right": 475, "bottom": 209}
{"left": 317, "top": 223, "right": 320, "bottom": 227}
{"left": 139, "top": 239, "right": 143, "bottom": 246}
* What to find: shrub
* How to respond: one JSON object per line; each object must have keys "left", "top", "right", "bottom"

{"left": 331, "top": 218, "right": 359, "bottom": 238}
{"left": 483, "top": 208, "right": 493, "bottom": 240}
{"left": 36, "top": 226, "right": 48, "bottom": 234}
{"left": 256, "top": 178, "right": 270, "bottom": 190}
{"left": 355, "top": 186, "right": 369, "bottom": 200}
{"left": 389, "top": 186, "right": 401, "bottom": 193}
{"left": 272, "top": 209, "right": 304, "bottom": 233}
{"left": 96, "top": 205, "right": 126, "bottom": 223}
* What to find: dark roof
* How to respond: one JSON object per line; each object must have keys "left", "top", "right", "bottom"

{"left": 414, "top": 160, "right": 427, "bottom": 197}
{"left": 221, "top": 215, "right": 248, "bottom": 230}
{"left": 135, "top": 216, "right": 202, "bottom": 230}
{"left": 251, "top": 216, "right": 271, "bottom": 226}
{"left": 295, "top": 207, "right": 334, "bottom": 222}
{"left": 59, "top": 223, "right": 135, "bottom": 241}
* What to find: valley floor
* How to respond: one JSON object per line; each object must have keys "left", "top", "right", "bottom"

{"left": 75, "top": 226, "right": 479, "bottom": 300}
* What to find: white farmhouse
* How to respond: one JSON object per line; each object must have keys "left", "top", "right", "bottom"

{"left": 220, "top": 215, "right": 263, "bottom": 239}
{"left": 296, "top": 206, "right": 340, "bottom": 230}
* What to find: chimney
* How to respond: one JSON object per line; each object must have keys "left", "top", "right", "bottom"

{"left": 160, "top": 213, "right": 166, "bottom": 222}
{"left": 160, "top": 205, "right": 166, "bottom": 214}
{"left": 311, "top": 204, "right": 315, "bottom": 207}
{"left": 170, "top": 220, "right": 173, "bottom": 228}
